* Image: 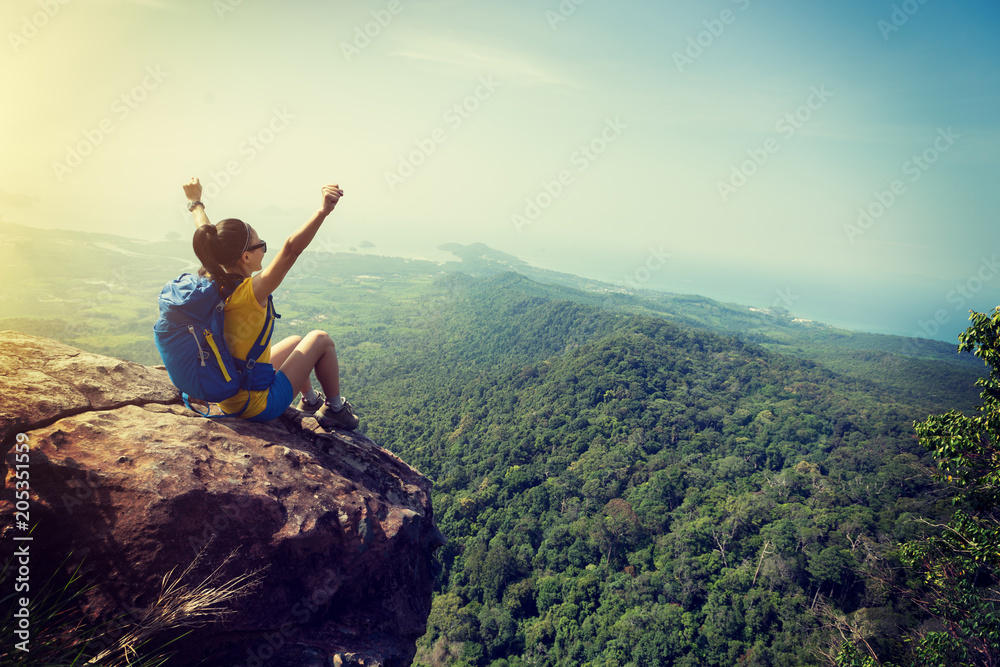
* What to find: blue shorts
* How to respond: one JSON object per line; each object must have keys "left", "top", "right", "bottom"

{"left": 246, "top": 370, "right": 295, "bottom": 422}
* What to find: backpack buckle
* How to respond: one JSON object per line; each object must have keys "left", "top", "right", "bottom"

{"left": 245, "top": 358, "right": 256, "bottom": 369}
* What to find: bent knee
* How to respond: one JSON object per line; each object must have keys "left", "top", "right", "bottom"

{"left": 306, "top": 330, "right": 334, "bottom": 348}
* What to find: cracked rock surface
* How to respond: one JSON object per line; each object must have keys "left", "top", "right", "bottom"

{"left": 0, "top": 331, "right": 442, "bottom": 667}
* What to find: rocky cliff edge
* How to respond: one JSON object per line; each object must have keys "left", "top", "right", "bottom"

{"left": 0, "top": 331, "right": 443, "bottom": 666}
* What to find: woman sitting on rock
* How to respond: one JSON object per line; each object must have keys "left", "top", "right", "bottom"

{"left": 182, "top": 177, "right": 359, "bottom": 430}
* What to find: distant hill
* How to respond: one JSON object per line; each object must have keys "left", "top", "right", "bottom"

{"left": 432, "top": 242, "right": 983, "bottom": 412}
{"left": 0, "top": 223, "right": 983, "bottom": 411}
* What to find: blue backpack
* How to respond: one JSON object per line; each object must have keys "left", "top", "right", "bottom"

{"left": 153, "top": 273, "right": 279, "bottom": 417}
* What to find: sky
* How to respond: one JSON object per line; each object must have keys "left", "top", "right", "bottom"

{"left": 2, "top": 0, "right": 999, "bottom": 342}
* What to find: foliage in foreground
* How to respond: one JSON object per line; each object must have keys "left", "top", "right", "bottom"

{"left": 836, "top": 309, "right": 1000, "bottom": 666}
{"left": 0, "top": 549, "right": 262, "bottom": 666}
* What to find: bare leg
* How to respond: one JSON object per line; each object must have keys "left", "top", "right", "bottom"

{"left": 276, "top": 330, "right": 341, "bottom": 400}
{"left": 270, "top": 335, "right": 310, "bottom": 395}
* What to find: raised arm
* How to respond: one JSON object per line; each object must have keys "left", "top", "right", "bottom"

{"left": 253, "top": 184, "right": 344, "bottom": 299}
{"left": 182, "top": 177, "right": 211, "bottom": 228}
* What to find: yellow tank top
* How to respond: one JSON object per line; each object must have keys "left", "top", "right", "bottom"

{"left": 217, "top": 277, "right": 273, "bottom": 418}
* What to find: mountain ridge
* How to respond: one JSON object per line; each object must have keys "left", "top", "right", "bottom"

{"left": 0, "top": 221, "right": 983, "bottom": 412}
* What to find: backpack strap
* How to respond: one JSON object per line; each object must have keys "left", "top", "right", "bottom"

{"left": 184, "top": 390, "right": 253, "bottom": 419}
{"left": 244, "top": 295, "right": 279, "bottom": 370}
{"left": 235, "top": 295, "right": 280, "bottom": 389}
{"left": 202, "top": 295, "right": 281, "bottom": 420}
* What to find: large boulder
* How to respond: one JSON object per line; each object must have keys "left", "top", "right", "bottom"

{"left": 0, "top": 331, "right": 443, "bottom": 666}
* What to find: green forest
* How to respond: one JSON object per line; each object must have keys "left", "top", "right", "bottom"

{"left": 2, "top": 222, "right": 997, "bottom": 666}
{"left": 351, "top": 274, "right": 997, "bottom": 666}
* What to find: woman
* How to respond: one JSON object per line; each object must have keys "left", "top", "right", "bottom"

{"left": 182, "top": 177, "right": 358, "bottom": 430}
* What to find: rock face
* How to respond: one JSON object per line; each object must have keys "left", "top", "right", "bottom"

{"left": 0, "top": 331, "right": 442, "bottom": 666}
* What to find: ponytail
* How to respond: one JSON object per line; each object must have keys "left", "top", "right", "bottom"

{"left": 192, "top": 218, "right": 250, "bottom": 295}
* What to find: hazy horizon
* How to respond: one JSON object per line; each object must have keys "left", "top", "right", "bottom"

{"left": 3, "top": 0, "right": 998, "bottom": 345}
{"left": 0, "top": 215, "right": 979, "bottom": 346}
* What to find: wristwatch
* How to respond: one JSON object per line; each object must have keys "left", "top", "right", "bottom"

{"left": 187, "top": 200, "right": 204, "bottom": 212}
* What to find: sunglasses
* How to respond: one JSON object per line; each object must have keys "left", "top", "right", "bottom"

{"left": 247, "top": 240, "right": 267, "bottom": 253}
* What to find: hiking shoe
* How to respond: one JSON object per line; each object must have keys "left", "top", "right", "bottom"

{"left": 315, "top": 399, "right": 359, "bottom": 431}
{"left": 296, "top": 393, "right": 325, "bottom": 413}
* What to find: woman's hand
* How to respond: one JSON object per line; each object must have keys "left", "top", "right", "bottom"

{"left": 183, "top": 177, "right": 210, "bottom": 228}
{"left": 254, "top": 183, "right": 345, "bottom": 300}
{"left": 183, "top": 177, "right": 203, "bottom": 202}
{"left": 320, "top": 184, "right": 343, "bottom": 214}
